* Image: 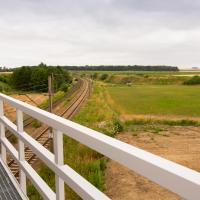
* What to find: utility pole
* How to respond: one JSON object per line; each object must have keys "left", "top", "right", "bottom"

{"left": 48, "top": 73, "right": 54, "bottom": 113}
{"left": 48, "top": 73, "right": 54, "bottom": 152}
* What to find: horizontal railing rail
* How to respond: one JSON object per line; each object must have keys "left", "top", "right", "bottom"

{"left": 0, "top": 93, "right": 200, "bottom": 200}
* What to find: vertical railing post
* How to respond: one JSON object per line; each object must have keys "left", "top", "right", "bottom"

{"left": 53, "top": 129, "right": 64, "bottom": 200}
{"left": 16, "top": 109, "right": 26, "bottom": 194}
{"left": 0, "top": 100, "right": 6, "bottom": 163}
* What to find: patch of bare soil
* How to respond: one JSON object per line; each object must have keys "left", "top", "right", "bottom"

{"left": 24, "top": 93, "right": 47, "bottom": 105}
{"left": 4, "top": 93, "right": 48, "bottom": 121}
{"left": 105, "top": 126, "right": 200, "bottom": 200}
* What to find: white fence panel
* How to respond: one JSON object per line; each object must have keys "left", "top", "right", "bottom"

{"left": 0, "top": 93, "right": 199, "bottom": 200}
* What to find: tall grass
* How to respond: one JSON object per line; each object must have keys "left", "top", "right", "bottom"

{"left": 27, "top": 82, "right": 120, "bottom": 199}
{"left": 39, "top": 91, "right": 65, "bottom": 109}
{"left": 124, "top": 118, "right": 200, "bottom": 127}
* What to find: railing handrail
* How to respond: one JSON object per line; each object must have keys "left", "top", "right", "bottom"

{"left": 0, "top": 93, "right": 200, "bottom": 200}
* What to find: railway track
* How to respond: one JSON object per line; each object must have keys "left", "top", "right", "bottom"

{"left": 7, "top": 79, "right": 90, "bottom": 179}
{"left": 6, "top": 79, "right": 83, "bottom": 140}
{"left": 183, "top": 126, "right": 200, "bottom": 134}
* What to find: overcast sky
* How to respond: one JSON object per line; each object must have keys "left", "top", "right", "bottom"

{"left": 0, "top": 0, "right": 200, "bottom": 68}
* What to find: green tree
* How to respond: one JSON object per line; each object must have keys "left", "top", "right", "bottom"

{"left": 11, "top": 67, "right": 32, "bottom": 89}
{"left": 11, "top": 64, "right": 72, "bottom": 92}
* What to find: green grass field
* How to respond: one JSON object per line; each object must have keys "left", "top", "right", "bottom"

{"left": 107, "top": 85, "right": 200, "bottom": 117}
{"left": 74, "top": 70, "right": 200, "bottom": 76}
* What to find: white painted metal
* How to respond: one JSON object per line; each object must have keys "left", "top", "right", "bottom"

{"left": 0, "top": 93, "right": 200, "bottom": 200}
{"left": 16, "top": 109, "right": 26, "bottom": 194}
{"left": 0, "top": 100, "right": 3, "bottom": 116}
{"left": 53, "top": 129, "right": 64, "bottom": 200}
{"left": 1, "top": 137, "right": 56, "bottom": 200}
{"left": 0, "top": 116, "right": 110, "bottom": 200}
{"left": 0, "top": 100, "right": 6, "bottom": 163}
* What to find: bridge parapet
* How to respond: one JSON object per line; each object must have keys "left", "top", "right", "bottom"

{"left": 0, "top": 93, "right": 199, "bottom": 200}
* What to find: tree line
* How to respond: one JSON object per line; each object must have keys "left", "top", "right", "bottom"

{"left": 10, "top": 63, "right": 72, "bottom": 92}
{"left": 0, "top": 64, "right": 179, "bottom": 72}
{"left": 62, "top": 65, "right": 179, "bottom": 71}
{"left": 0, "top": 66, "right": 12, "bottom": 72}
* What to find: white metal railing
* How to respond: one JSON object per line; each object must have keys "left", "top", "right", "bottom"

{"left": 0, "top": 93, "right": 200, "bottom": 200}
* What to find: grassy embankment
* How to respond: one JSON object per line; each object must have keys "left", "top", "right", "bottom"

{"left": 28, "top": 82, "right": 122, "bottom": 199}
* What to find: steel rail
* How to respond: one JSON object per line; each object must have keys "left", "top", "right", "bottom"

{"left": 6, "top": 79, "right": 83, "bottom": 140}
{"left": 8, "top": 79, "right": 90, "bottom": 177}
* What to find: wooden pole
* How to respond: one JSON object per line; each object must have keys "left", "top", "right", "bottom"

{"left": 48, "top": 74, "right": 54, "bottom": 152}
{"left": 48, "top": 75, "right": 53, "bottom": 113}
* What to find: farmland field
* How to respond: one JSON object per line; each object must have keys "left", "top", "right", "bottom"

{"left": 3, "top": 68, "right": 200, "bottom": 199}
{"left": 106, "top": 85, "right": 200, "bottom": 118}
{"left": 76, "top": 70, "right": 200, "bottom": 76}
{"left": 86, "top": 72, "right": 200, "bottom": 200}
{"left": 68, "top": 78, "right": 200, "bottom": 200}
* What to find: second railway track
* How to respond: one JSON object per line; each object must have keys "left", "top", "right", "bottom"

{"left": 6, "top": 79, "right": 83, "bottom": 140}
{"left": 7, "top": 79, "right": 90, "bottom": 178}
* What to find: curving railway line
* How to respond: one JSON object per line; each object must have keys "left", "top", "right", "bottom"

{"left": 6, "top": 79, "right": 83, "bottom": 140}
{"left": 7, "top": 79, "right": 91, "bottom": 178}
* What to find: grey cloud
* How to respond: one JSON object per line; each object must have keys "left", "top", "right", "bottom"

{"left": 0, "top": 0, "right": 200, "bottom": 67}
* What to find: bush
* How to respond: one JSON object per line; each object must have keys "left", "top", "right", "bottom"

{"left": 113, "top": 119, "right": 124, "bottom": 135}
{"left": 59, "top": 83, "right": 69, "bottom": 92}
{"left": 183, "top": 76, "right": 200, "bottom": 85}
{"left": 0, "top": 81, "right": 12, "bottom": 93}
{"left": 100, "top": 74, "right": 108, "bottom": 81}
{"left": 121, "top": 76, "right": 134, "bottom": 84}
{"left": 91, "top": 73, "right": 98, "bottom": 80}
{"left": 0, "top": 74, "right": 11, "bottom": 84}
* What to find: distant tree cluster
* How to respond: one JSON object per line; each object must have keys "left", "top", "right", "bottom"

{"left": 11, "top": 63, "right": 72, "bottom": 92}
{"left": 62, "top": 65, "right": 179, "bottom": 71}
{"left": 0, "top": 66, "right": 12, "bottom": 72}
{"left": 183, "top": 76, "right": 200, "bottom": 85}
